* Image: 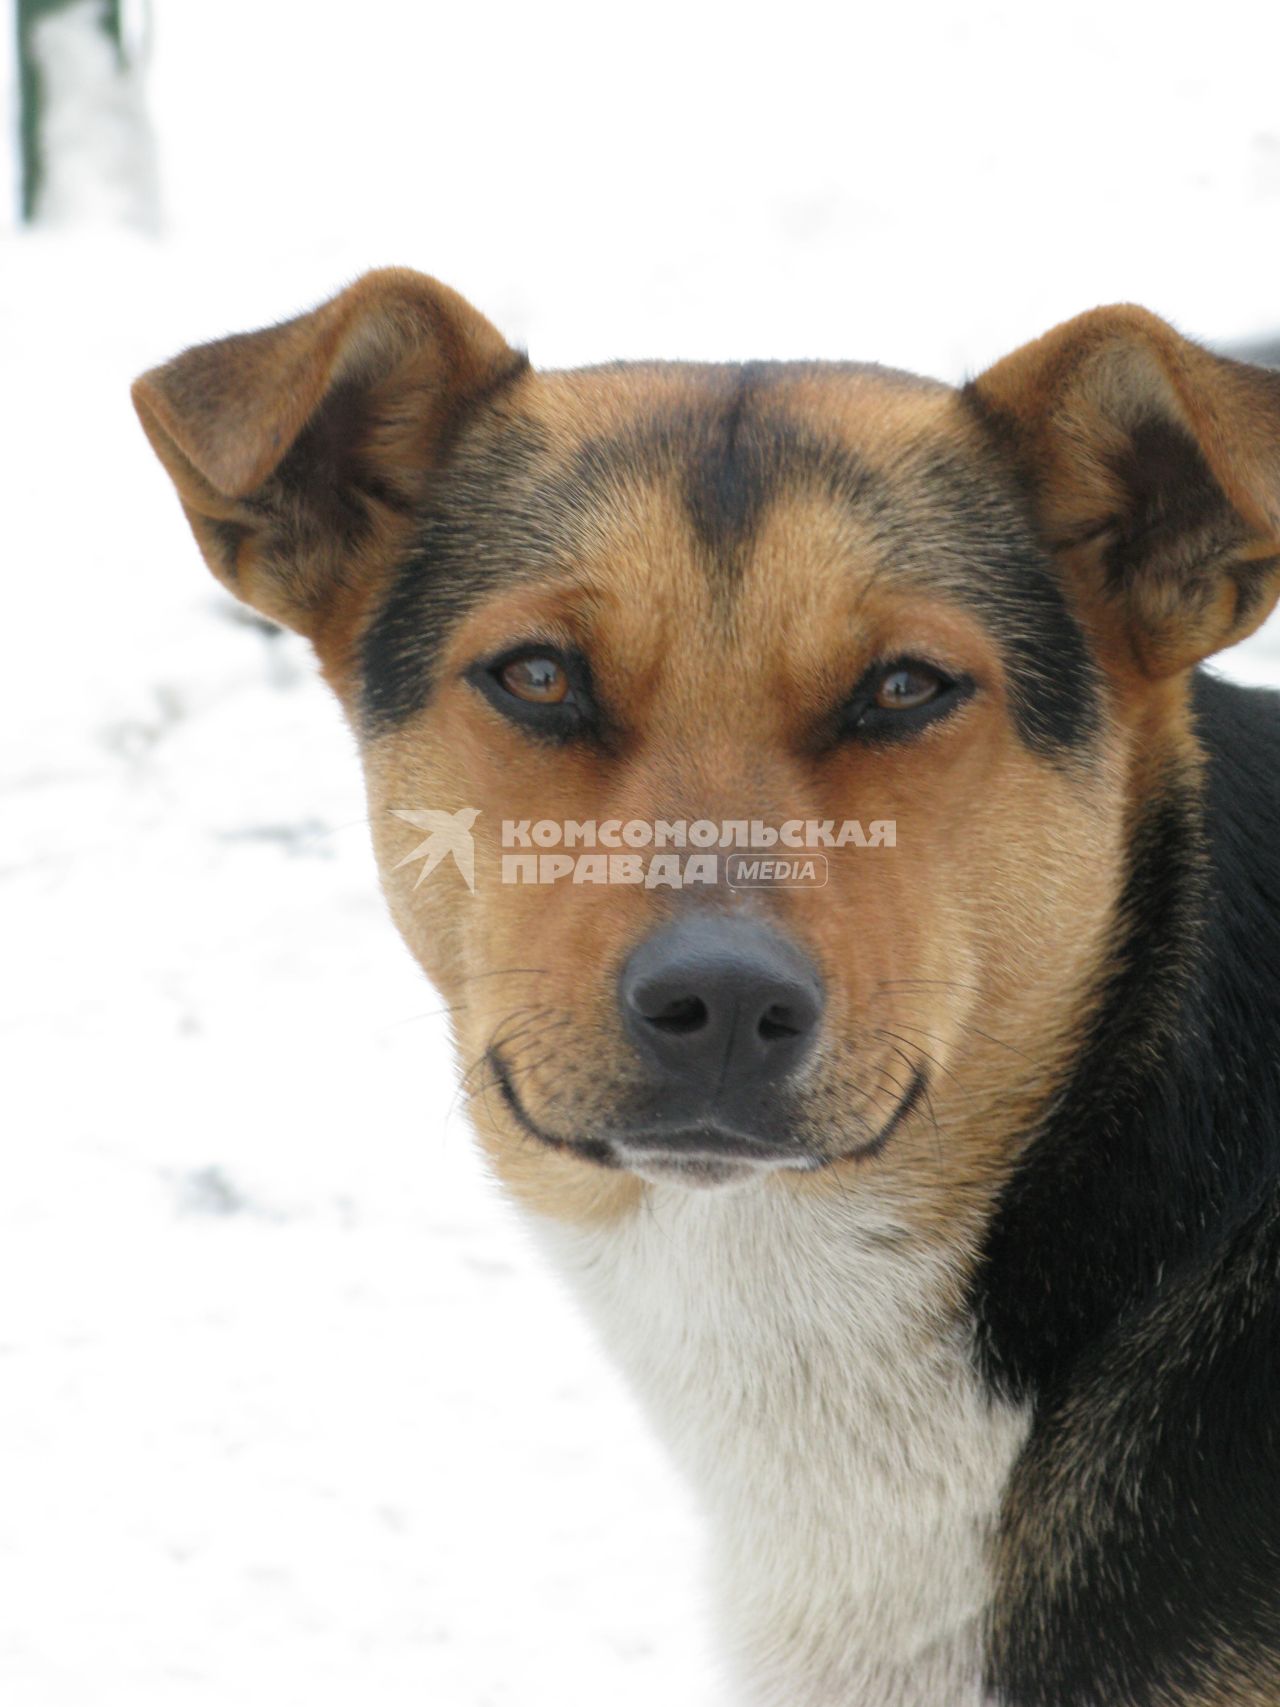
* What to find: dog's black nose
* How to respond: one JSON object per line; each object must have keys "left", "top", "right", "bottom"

{"left": 619, "top": 916, "right": 822, "bottom": 1098}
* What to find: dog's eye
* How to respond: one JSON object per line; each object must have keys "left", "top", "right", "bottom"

{"left": 465, "top": 643, "right": 598, "bottom": 743}
{"left": 841, "top": 656, "right": 974, "bottom": 744}
{"left": 499, "top": 653, "right": 569, "bottom": 705}
{"left": 872, "top": 664, "right": 944, "bottom": 712}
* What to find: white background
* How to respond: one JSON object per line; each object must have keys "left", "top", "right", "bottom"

{"left": 4, "top": 3, "right": 1280, "bottom": 1703}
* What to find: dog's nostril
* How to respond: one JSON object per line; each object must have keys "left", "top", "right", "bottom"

{"left": 758, "top": 1003, "right": 804, "bottom": 1042}
{"left": 646, "top": 996, "right": 709, "bottom": 1035}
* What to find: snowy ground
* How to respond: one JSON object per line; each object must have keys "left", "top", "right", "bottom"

{"left": 5, "top": 5, "right": 1280, "bottom": 1705}
{"left": 1, "top": 228, "right": 719, "bottom": 1706}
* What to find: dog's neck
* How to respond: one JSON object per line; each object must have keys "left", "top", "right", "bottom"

{"left": 532, "top": 1177, "right": 1028, "bottom": 1707}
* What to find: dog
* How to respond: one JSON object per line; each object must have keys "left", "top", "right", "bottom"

{"left": 134, "top": 271, "right": 1280, "bottom": 1706}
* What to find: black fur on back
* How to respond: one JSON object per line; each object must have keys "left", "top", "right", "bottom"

{"left": 974, "top": 670, "right": 1280, "bottom": 1704}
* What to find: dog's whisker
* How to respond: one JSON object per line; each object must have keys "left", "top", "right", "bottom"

{"left": 873, "top": 1025, "right": 972, "bottom": 1099}
{"left": 455, "top": 1013, "right": 548, "bottom": 1087}
{"left": 872, "top": 978, "right": 987, "bottom": 996}
{"left": 482, "top": 1008, "right": 564, "bottom": 1056}
{"left": 451, "top": 966, "right": 552, "bottom": 986}
{"left": 378, "top": 972, "right": 558, "bottom": 1041}
{"left": 945, "top": 1019, "right": 1034, "bottom": 1064}
{"left": 878, "top": 1042, "right": 944, "bottom": 1169}
{"left": 489, "top": 1028, "right": 575, "bottom": 1082}
{"left": 447, "top": 1007, "right": 559, "bottom": 1126}
{"left": 870, "top": 981, "right": 1032, "bottom": 1063}
{"left": 466, "top": 1042, "right": 573, "bottom": 1111}
{"left": 463, "top": 1014, "right": 575, "bottom": 1093}
{"left": 879, "top": 1009, "right": 1034, "bottom": 1065}
{"left": 454, "top": 1020, "right": 563, "bottom": 1110}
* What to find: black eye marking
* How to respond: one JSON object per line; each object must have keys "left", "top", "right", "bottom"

{"left": 839, "top": 656, "right": 976, "bottom": 744}
{"left": 464, "top": 643, "right": 601, "bottom": 743}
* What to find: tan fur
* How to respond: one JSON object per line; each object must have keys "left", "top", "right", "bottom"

{"left": 132, "top": 268, "right": 520, "bottom": 690}
{"left": 358, "top": 364, "right": 1130, "bottom": 1268}
{"left": 133, "top": 288, "right": 1256, "bottom": 1257}
{"left": 133, "top": 279, "right": 1280, "bottom": 1704}
{"left": 971, "top": 304, "right": 1280, "bottom": 677}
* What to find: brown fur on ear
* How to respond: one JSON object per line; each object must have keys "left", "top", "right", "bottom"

{"left": 132, "top": 268, "right": 522, "bottom": 644}
{"left": 968, "top": 305, "right": 1280, "bottom": 677}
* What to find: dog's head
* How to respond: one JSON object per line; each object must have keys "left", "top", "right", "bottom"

{"left": 134, "top": 273, "right": 1280, "bottom": 1227}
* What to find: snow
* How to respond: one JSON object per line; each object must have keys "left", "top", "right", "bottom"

{"left": 4, "top": 3, "right": 1280, "bottom": 1702}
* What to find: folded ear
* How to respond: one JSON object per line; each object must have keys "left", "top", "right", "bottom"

{"left": 967, "top": 306, "right": 1280, "bottom": 677}
{"left": 132, "top": 269, "right": 523, "bottom": 641}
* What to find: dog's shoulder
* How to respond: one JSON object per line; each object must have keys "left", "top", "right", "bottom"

{"left": 990, "top": 1182, "right": 1280, "bottom": 1706}
{"left": 983, "top": 665, "right": 1280, "bottom": 1706}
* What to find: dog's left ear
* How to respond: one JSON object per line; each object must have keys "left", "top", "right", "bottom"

{"left": 968, "top": 306, "right": 1280, "bottom": 676}
{"left": 132, "top": 268, "right": 521, "bottom": 643}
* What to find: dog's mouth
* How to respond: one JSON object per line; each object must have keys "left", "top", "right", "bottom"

{"left": 488, "top": 1050, "right": 929, "bottom": 1185}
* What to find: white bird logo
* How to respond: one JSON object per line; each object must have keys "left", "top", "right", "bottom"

{"left": 390, "top": 807, "right": 480, "bottom": 894}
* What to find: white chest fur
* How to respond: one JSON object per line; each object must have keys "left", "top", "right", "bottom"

{"left": 533, "top": 1181, "right": 1029, "bottom": 1707}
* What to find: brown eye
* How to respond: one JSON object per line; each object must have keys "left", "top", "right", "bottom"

{"left": 874, "top": 664, "right": 943, "bottom": 711}
{"left": 499, "top": 654, "right": 569, "bottom": 705}
{"left": 469, "top": 643, "right": 596, "bottom": 742}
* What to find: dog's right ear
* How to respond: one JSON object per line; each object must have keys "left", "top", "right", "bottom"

{"left": 132, "top": 269, "right": 523, "bottom": 643}
{"left": 968, "top": 307, "right": 1280, "bottom": 678}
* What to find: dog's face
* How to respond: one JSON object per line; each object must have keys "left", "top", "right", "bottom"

{"left": 135, "top": 275, "right": 1280, "bottom": 1229}
{"left": 358, "top": 361, "right": 1126, "bottom": 1220}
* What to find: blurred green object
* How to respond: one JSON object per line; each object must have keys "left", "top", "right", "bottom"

{"left": 17, "top": 0, "right": 124, "bottom": 221}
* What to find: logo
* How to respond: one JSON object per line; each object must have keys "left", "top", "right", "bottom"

{"left": 389, "top": 810, "right": 895, "bottom": 893}
{"left": 390, "top": 807, "right": 479, "bottom": 893}
{"left": 724, "top": 853, "right": 828, "bottom": 888}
